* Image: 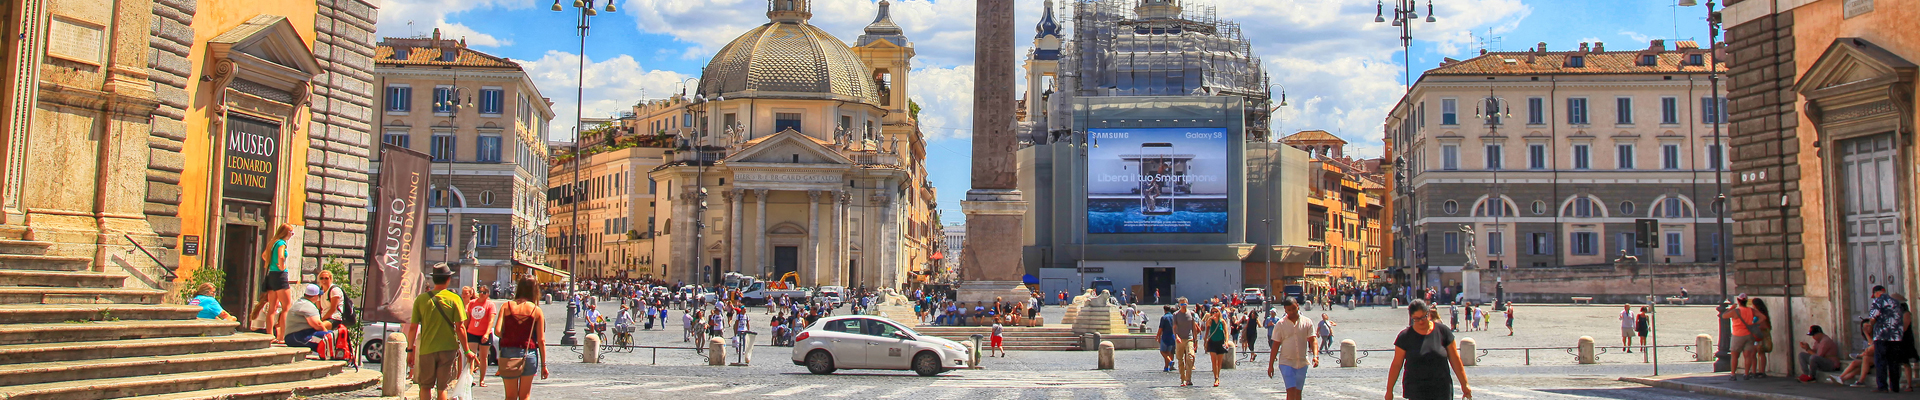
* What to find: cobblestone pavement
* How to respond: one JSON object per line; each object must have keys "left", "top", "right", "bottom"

{"left": 359, "top": 299, "right": 1735, "bottom": 399}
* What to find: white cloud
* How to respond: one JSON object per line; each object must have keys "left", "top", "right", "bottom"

{"left": 436, "top": 22, "right": 511, "bottom": 47}
{"left": 375, "top": 0, "right": 533, "bottom": 40}
{"left": 515, "top": 51, "right": 697, "bottom": 141}
{"left": 907, "top": 66, "right": 975, "bottom": 141}
{"left": 1620, "top": 30, "right": 1652, "bottom": 43}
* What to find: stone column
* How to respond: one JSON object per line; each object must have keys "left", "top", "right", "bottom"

{"left": 957, "top": 0, "right": 1031, "bottom": 303}
{"left": 754, "top": 189, "right": 768, "bottom": 279}
{"left": 729, "top": 189, "right": 743, "bottom": 276}
{"left": 807, "top": 191, "right": 820, "bottom": 285}
{"left": 837, "top": 192, "right": 850, "bottom": 286}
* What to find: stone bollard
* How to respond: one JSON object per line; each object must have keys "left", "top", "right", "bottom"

{"left": 583, "top": 333, "right": 602, "bottom": 363}
{"left": 1222, "top": 347, "right": 1236, "bottom": 370}
{"left": 963, "top": 342, "right": 978, "bottom": 368}
{"left": 382, "top": 332, "right": 407, "bottom": 396}
{"left": 1695, "top": 334, "right": 1715, "bottom": 362}
{"left": 1340, "top": 340, "right": 1358, "bottom": 367}
{"left": 709, "top": 337, "right": 727, "bottom": 366}
{"left": 1459, "top": 338, "right": 1477, "bottom": 366}
{"left": 1577, "top": 336, "right": 1596, "bottom": 364}
{"left": 1392, "top": 297, "right": 1401, "bottom": 309}
{"left": 1348, "top": 299, "right": 1356, "bottom": 310}
{"left": 1098, "top": 341, "right": 1115, "bottom": 370}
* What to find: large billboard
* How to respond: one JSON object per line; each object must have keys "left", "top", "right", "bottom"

{"left": 1086, "top": 127, "right": 1230, "bottom": 233}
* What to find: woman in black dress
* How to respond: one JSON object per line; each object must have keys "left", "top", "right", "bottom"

{"left": 1385, "top": 300, "right": 1472, "bottom": 400}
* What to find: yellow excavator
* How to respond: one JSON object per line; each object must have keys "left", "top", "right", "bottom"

{"left": 768, "top": 272, "right": 801, "bottom": 290}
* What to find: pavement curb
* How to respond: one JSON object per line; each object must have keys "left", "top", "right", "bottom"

{"left": 1617, "top": 376, "right": 1821, "bottom": 400}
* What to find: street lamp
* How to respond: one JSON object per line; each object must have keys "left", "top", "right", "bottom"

{"left": 1679, "top": 0, "right": 1732, "bottom": 373}
{"left": 552, "top": 0, "right": 614, "bottom": 347}
{"left": 1379, "top": 0, "right": 1435, "bottom": 301}
{"left": 1473, "top": 89, "right": 1512, "bottom": 308}
{"left": 1075, "top": 131, "right": 1098, "bottom": 294}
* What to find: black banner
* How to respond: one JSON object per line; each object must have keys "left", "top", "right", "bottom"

{"left": 365, "top": 145, "right": 433, "bottom": 324}
{"left": 223, "top": 117, "right": 280, "bottom": 202}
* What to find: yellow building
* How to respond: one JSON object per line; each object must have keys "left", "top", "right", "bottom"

{"left": 1283, "top": 130, "right": 1390, "bottom": 291}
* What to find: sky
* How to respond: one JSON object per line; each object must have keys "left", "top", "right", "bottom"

{"left": 372, "top": 0, "right": 1718, "bottom": 221}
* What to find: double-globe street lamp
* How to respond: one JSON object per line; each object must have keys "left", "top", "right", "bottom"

{"left": 1377, "top": 0, "right": 1436, "bottom": 299}
{"left": 1676, "top": 0, "right": 1734, "bottom": 373}
{"left": 551, "top": 0, "right": 615, "bottom": 347}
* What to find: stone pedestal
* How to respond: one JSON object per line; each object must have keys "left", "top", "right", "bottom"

{"left": 1097, "top": 341, "right": 1115, "bottom": 369}
{"left": 955, "top": 280, "right": 1031, "bottom": 304}
{"left": 1577, "top": 336, "right": 1596, "bottom": 364}
{"left": 1461, "top": 267, "right": 1484, "bottom": 304}
{"left": 1071, "top": 292, "right": 1127, "bottom": 334}
{"left": 1459, "top": 337, "right": 1477, "bottom": 366}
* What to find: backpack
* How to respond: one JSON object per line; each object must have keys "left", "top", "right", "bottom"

{"left": 332, "top": 286, "right": 358, "bottom": 326}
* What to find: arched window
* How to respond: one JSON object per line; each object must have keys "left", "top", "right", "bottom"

{"left": 1560, "top": 195, "right": 1606, "bottom": 218}
{"left": 1472, "top": 196, "right": 1518, "bottom": 217}
{"left": 1651, "top": 195, "right": 1696, "bottom": 218}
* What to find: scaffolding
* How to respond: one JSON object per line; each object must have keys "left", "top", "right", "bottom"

{"left": 1048, "top": 0, "right": 1272, "bottom": 141}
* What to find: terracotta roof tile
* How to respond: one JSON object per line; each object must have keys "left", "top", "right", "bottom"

{"left": 1427, "top": 49, "right": 1725, "bottom": 76}
{"left": 374, "top": 42, "right": 520, "bottom": 69}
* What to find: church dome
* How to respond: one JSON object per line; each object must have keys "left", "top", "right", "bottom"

{"left": 697, "top": 21, "right": 880, "bottom": 105}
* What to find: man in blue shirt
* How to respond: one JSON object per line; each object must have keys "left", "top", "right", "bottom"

{"left": 1157, "top": 305, "right": 1176, "bottom": 372}
{"left": 1867, "top": 285, "right": 1905, "bottom": 392}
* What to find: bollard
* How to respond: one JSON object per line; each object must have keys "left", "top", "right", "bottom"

{"left": 382, "top": 332, "right": 407, "bottom": 396}
{"left": 1340, "top": 340, "right": 1358, "bottom": 367}
{"left": 1577, "top": 336, "right": 1596, "bottom": 364}
{"left": 1459, "top": 338, "right": 1477, "bottom": 366}
{"left": 1392, "top": 297, "right": 1401, "bottom": 309}
{"left": 1222, "top": 347, "right": 1236, "bottom": 370}
{"left": 1348, "top": 299, "right": 1356, "bottom": 310}
{"left": 583, "top": 333, "right": 602, "bottom": 363}
{"left": 709, "top": 337, "right": 727, "bottom": 366}
{"left": 1098, "top": 341, "right": 1115, "bottom": 370}
{"left": 963, "top": 342, "right": 978, "bottom": 368}
{"left": 1695, "top": 334, "right": 1715, "bottom": 362}
{"left": 970, "top": 334, "right": 985, "bottom": 366}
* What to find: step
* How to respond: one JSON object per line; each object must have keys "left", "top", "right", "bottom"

{"left": 115, "top": 369, "right": 381, "bottom": 400}
{"left": 0, "top": 269, "right": 127, "bottom": 288}
{"left": 0, "top": 304, "right": 203, "bottom": 324}
{"left": 0, "top": 239, "right": 52, "bottom": 255}
{"left": 0, "top": 334, "right": 272, "bottom": 365}
{"left": 0, "top": 319, "right": 236, "bottom": 346}
{"left": 0, "top": 225, "right": 29, "bottom": 241}
{"left": 0, "top": 254, "right": 90, "bottom": 271}
{"left": 0, "top": 359, "right": 345, "bottom": 400}
{"left": 0, "top": 287, "right": 168, "bottom": 305}
{"left": 0, "top": 346, "right": 309, "bottom": 386}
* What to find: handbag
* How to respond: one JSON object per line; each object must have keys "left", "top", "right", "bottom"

{"left": 495, "top": 302, "right": 529, "bottom": 377}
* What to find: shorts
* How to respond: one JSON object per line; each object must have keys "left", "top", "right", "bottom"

{"left": 1206, "top": 340, "right": 1229, "bottom": 355}
{"left": 261, "top": 270, "right": 289, "bottom": 292}
{"left": 1622, "top": 327, "right": 1635, "bottom": 338}
{"left": 498, "top": 347, "right": 542, "bottom": 379}
{"left": 1160, "top": 340, "right": 1174, "bottom": 353}
{"left": 413, "top": 350, "right": 459, "bottom": 390}
{"left": 467, "top": 333, "right": 490, "bottom": 344}
{"left": 1637, "top": 329, "right": 1649, "bottom": 338}
{"left": 990, "top": 335, "right": 1004, "bottom": 348}
{"left": 1277, "top": 364, "right": 1309, "bottom": 389}
{"left": 1730, "top": 334, "right": 1753, "bottom": 353}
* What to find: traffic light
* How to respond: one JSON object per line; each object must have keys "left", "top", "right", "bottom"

{"left": 1634, "top": 219, "right": 1659, "bottom": 249}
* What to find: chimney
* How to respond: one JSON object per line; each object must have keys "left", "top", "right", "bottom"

{"left": 1649, "top": 39, "right": 1665, "bottom": 51}
{"left": 1536, "top": 42, "right": 1547, "bottom": 54}
{"left": 432, "top": 28, "right": 441, "bottom": 43}
{"left": 1479, "top": 49, "right": 1488, "bottom": 55}
{"left": 1579, "top": 42, "right": 1589, "bottom": 52}
{"left": 1593, "top": 42, "right": 1605, "bottom": 52}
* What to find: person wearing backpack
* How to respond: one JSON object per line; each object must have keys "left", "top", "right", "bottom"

{"left": 318, "top": 270, "right": 349, "bottom": 328}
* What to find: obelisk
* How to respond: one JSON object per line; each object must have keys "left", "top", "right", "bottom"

{"left": 956, "top": 0, "right": 1030, "bottom": 303}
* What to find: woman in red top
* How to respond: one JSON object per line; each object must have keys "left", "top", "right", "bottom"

{"left": 496, "top": 278, "right": 548, "bottom": 399}
{"left": 462, "top": 286, "right": 498, "bottom": 387}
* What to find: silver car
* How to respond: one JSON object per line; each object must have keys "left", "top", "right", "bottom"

{"left": 791, "top": 315, "right": 969, "bottom": 376}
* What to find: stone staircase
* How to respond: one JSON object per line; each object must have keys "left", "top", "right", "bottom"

{"left": 0, "top": 234, "right": 378, "bottom": 400}
{"left": 910, "top": 326, "right": 1084, "bottom": 351}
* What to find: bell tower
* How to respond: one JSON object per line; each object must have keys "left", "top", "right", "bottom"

{"left": 854, "top": 0, "right": 915, "bottom": 123}
{"left": 1023, "top": 0, "right": 1063, "bottom": 127}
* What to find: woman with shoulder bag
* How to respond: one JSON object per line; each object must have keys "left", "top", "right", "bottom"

{"left": 495, "top": 278, "right": 548, "bottom": 400}
{"left": 1749, "top": 298, "right": 1774, "bottom": 379}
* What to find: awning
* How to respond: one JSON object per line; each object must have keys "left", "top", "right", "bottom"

{"left": 513, "top": 260, "right": 570, "bottom": 281}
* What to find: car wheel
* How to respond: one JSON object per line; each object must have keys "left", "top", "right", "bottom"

{"left": 362, "top": 340, "right": 384, "bottom": 364}
{"left": 912, "top": 352, "right": 945, "bottom": 377}
{"left": 805, "top": 350, "right": 837, "bottom": 375}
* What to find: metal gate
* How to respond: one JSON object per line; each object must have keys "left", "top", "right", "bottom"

{"left": 1841, "top": 134, "right": 1905, "bottom": 326}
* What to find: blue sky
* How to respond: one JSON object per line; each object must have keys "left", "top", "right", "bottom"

{"left": 375, "top": 0, "right": 1719, "bottom": 221}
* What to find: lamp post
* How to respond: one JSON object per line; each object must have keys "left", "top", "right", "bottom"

{"left": 433, "top": 80, "right": 474, "bottom": 268}
{"left": 1075, "top": 131, "right": 1097, "bottom": 294}
{"left": 1473, "top": 89, "right": 1512, "bottom": 308}
{"left": 1378, "top": 0, "right": 1434, "bottom": 299}
{"left": 551, "top": 0, "right": 615, "bottom": 347}
{"left": 1678, "top": 0, "right": 1732, "bottom": 373}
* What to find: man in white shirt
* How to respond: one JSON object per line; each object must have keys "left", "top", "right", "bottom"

{"left": 1619, "top": 303, "right": 1636, "bottom": 353}
{"left": 1265, "top": 296, "right": 1318, "bottom": 400}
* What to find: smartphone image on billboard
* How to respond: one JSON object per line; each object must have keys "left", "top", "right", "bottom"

{"left": 1138, "top": 142, "right": 1174, "bottom": 215}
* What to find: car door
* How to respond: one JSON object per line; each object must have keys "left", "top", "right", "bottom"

{"left": 822, "top": 319, "right": 868, "bottom": 368}
{"left": 861, "top": 318, "right": 912, "bottom": 369}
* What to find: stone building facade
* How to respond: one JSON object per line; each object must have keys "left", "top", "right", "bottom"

{"left": 1281, "top": 130, "right": 1389, "bottom": 289}
{"left": 372, "top": 32, "right": 554, "bottom": 288}
{"left": 1384, "top": 41, "right": 1734, "bottom": 298}
{"left": 1720, "top": 0, "right": 1919, "bottom": 371}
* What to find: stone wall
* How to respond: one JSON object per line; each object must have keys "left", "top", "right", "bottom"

{"left": 1479, "top": 263, "right": 1733, "bottom": 304}
{"left": 302, "top": 0, "right": 378, "bottom": 276}
{"left": 144, "top": 0, "right": 193, "bottom": 265}
{"left": 1724, "top": 9, "right": 1804, "bottom": 298}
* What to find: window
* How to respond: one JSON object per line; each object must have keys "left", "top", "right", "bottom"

{"left": 431, "top": 134, "right": 456, "bottom": 162}
{"left": 1532, "top": 200, "right": 1547, "bottom": 215}
{"left": 648, "top": 178, "right": 657, "bottom": 194}
{"left": 1662, "top": 144, "right": 1680, "bottom": 169}
{"left": 1567, "top": 56, "right": 1585, "bottom": 68}
{"left": 1444, "top": 232, "right": 1459, "bottom": 254}
{"left": 1441, "top": 98, "right": 1458, "bottom": 125}
{"left": 1572, "top": 232, "right": 1598, "bottom": 255}
{"left": 433, "top": 86, "right": 454, "bottom": 113}
{"left": 1710, "top": 233, "right": 1724, "bottom": 259}
{"left": 479, "top": 191, "right": 495, "bottom": 206}
{"left": 1527, "top": 97, "right": 1544, "bottom": 125}
{"left": 1528, "top": 144, "right": 1546, "bottom": 169}
{"left": 1568, "top": 98, "right": 1589, "bottom": 124}
{"left": 477, "top": 135, "right": 502, "bottom": 163}
{"left": 1618, "top": 232, "right": 1643, "bottom": 255}
{"left": 1701, "top": 97, "right": 1728, "bottom": 124}
{"left": 1572, "top": 144, "right": 1591, "bottom": 169}
{"left": 1616, "top": 144, "right": 1635, "bottom": 169}
{"left": 1640, "top": 54, "right": 1658, "bottom": 66}
{"left": 1484, "top": 144, "right": 1502, "bottom": 170}
{"left": 1706, "top": 144, "right": 1725, "bottom": 169}
{"left": 477, "top": 224, "right": 499, "bottom": 247}
{"left": 1441, "top": 145, "right": 1459, "bottom": 170}
{"left": 385, "top": 85, "right": 411, "bottom": 112}
{"left": 1530, "top": 233, "right": 1554, "bottom": 255}
{"left": 383, "top": 132, "right": 410, "bottom": 148}
{"left": 1661, "top": 97, "right": 1679, "bottom": 124}
{"left": 1658, "top": 197, "right": 1691, "bottom": 218}
{"left": 1665, "top": 232, "right": 1683, "bottom": 256}
{"left": 774, "top": 112, "right": 802, "bottom": 133}
{"left": 430, "top": 188, "right": 453, "bottom": 207}
{"left": 1488, "top": 231, "right": 1503, "bottom": 255}
{"left": 840, "top": 115, "right": 852, "bottom": 133}
{"left": 479, "top": 88, "right": 504, "bottom": 114}
{"left": 1616, "top": 97, "right": 1634, "bottom": 124}
{"left": 1443, "top": 200, "right": 1459, "bottom": 215}
{"left": 1566, "top": 197, "right": 1596, "bottom": 218}
{"left": 1620, "top": 201, "right": 1636, "bottom": 215}
{"left": 1688, "top": 54, "right": 1704, "bottom": 66}
{"left": 428, "top": 224, "right": 450, "bottom": 248}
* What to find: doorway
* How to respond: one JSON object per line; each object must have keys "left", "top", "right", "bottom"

{"left": 1841, "top": 134, "right": 1905, "bottom": 336}
{"left": 219, "top": 223, "right": 259, "bottom": 329}
{"left": 1142, "top": 267, "right": 1175, "bottom": 304}
{"left": 847, "top": 260, "right": 857, "bottom": 288}
{"left": 773, "top": 246, "right": 798, "bottom": 279}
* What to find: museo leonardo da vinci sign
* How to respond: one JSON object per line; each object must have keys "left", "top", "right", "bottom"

{"left": 1086, "top": 127, "right": 1230, "bottom": 234}
{"left": 364, "top": 144, "right": 433, "bottom": 324}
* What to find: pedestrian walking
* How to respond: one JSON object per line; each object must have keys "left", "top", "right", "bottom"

{"left": 990, "top": 320, "right": 1006, "bottom": 357}
{"left": 1504, "top": 303, "right": 1514, "bottom": 336}
{"left": 407, "top": 264, "right": 471, "bottom": 400}
{"left": 1240, "top": 311, "right": 1261, "bottom": 362}
{"left": 1172, "top": 299, "right": 1198, "bottom": 386}
{"left": 462, "top": 286, "right": 498, "bottom": 387}
{"left": 1619, "top": 304, "right": 1636, "bottom": 353}
{"left": 1158, "top": 305, "right": 1177, "bottom": 372}
{"left": 1867, "top": 286, "right": 1905, "bottom": 392}
{"left": 1316, "top": 314, "right": 1337, "bottom": 356}
{"left": 246, "top": 224, "right": 295, "bottom": 342}
{"left": 1384, "top": 300, "right": 1471, "bottom": 400}
{"left": 1266, "top": 297, "right": 1318, "bottom": 400}
{"left": 1203, "top": 304, "right": 1232, "bottom": 387}
{"left": 1635, "top": 306, "right": 1651, "bottom": 353}
{"left": 496, "top": 278, "right": 549, "bottom": 400}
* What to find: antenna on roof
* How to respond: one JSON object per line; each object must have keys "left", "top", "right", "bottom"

{"left": 1472, "top": 28, "right": 1503, "bottom": 53}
